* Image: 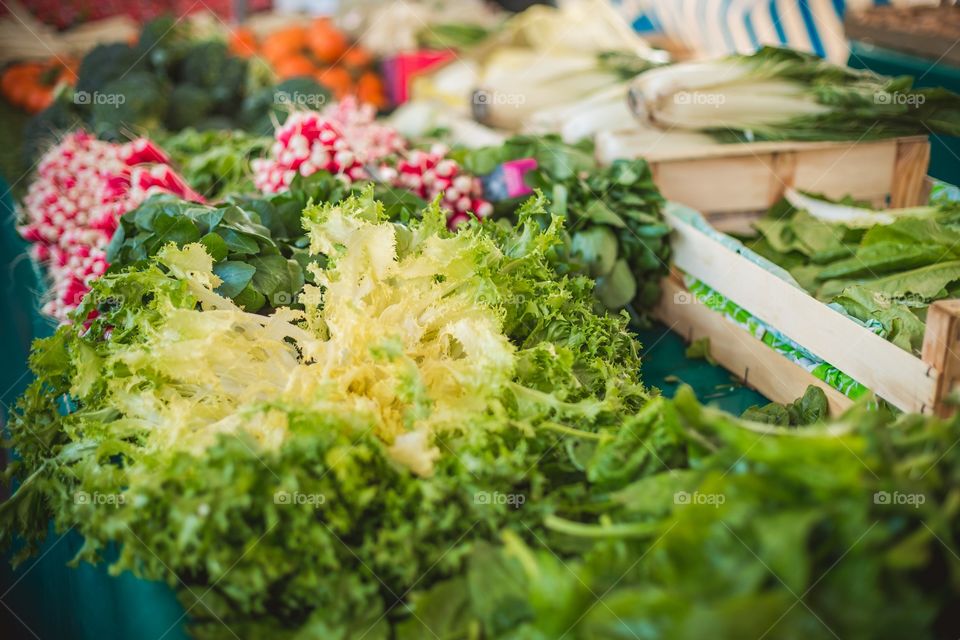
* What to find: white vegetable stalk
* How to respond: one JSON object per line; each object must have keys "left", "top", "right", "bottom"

{"left": 628, "top": 59, "right": 828, "bottom": 131}
{"left": 525, "top": 83, "right": 634, "bottom": 142}
{"left": 785, "top": 188, "right": 939, "bottom": 228}
{"left": 475, "top": 48, "right": 622, "bottom": 130}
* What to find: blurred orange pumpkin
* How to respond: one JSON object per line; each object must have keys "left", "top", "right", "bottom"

{"left": 229, "top": 27, "right": 258, "bottom": 58}
{"left": 341, "top": 46, "right": 373, "bottom": 69}
{"left": 1, "top": 57, "right": 75, "bottom": 114}
{"left": 307, "top": 18, "right": 349, "bottom": 64}
{"left": 274, "top": 54, "right": 316, "bottom": 80}
{"left": 261, "top": 26, "right": 308, "bottom": 64}
{"left": 356, "top": 71, "right": 386, "bottom": 109}
{"left": 315, "top": 66, "right": 352, "bottom": 99}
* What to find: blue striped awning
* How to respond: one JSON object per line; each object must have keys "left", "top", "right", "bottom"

{"left": 611, "top": 0, "right": 893, "bottom": 63}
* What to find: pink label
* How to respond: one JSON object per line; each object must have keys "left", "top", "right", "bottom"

{"left": 501, "top": 158, "right": 537, "bottom": 198}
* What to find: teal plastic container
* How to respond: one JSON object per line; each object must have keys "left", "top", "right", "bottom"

{"left": 0, "top": 175, "right": 191, "bottom": 640}
{"left": 848, "top": 41, "right": 960, "bottom": 186}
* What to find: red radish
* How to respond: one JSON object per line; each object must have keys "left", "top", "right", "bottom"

{"left": 254, "top": 98, "right": 491, "bottom": 229}
{"left": 19, "top": 130, "right": 201, "bottom": 322}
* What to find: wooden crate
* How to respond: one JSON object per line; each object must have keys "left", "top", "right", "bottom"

{"left": 845, "top": 7, "right": 960, "bottom": 67}
{"left": 599, "top": 134, "right": 931, "bottom": 233}
{"left": 654, "top": 204, "right": 960, "bottom": 417}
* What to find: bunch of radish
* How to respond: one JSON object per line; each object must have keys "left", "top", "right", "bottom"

{"left": 19, "top": 131, "right": 200, "bottom": 321}
{"left": 252, "top": 98, "right": 490, "bottom": 228}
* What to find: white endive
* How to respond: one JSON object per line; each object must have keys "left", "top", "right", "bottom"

{"left": 785, "top": 188, "right": 939, "bottom": 228}
{"left": 525, "top": 83, "right": 635, "bottom": 143}
{"left": 628, "top": 59, "right": 829, "bottom": 131}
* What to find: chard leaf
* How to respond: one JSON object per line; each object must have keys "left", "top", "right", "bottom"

{"left": 570, "top": 226, "right": 618, "bottom": 277}
{"left": 832, "top": 285, "right": 927, "bottom": 353}
{"left": 816, "top": 242, "right": 942, "bottom": 280}
{"left": 594, "top": 258, "right": 636, "bottom": 309}
{"left": 213, "top": 260, "right": 256, "bottom": 297}
{"left": 847, "top": 260, "right": 960, "bottom": 300}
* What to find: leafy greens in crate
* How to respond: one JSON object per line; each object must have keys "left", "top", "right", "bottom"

{"left": 743, "top": 195, "right": 960, "bottom": 354}
{"left": 454, "top": 135, "right": 671, "bottom": 322}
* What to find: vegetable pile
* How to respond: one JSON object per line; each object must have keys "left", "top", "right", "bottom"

{"left": 405, "top": 389, "right": 960, "bottom": 640}
{"left": 4, "top": 190, "right": 960, "bottom": 639}
{"left": 18, "top": 130, "right": 200, "bottom": 320}
{"left": 233, "top": 19, "right": 387, "bottom": 108}
{"left": 456, "top": 135, "right": 671, "bottom": 317}
{"left": 745, "top": 192, "right": 960, "bottom": 354}
{"left": 104, "top": 170, "right": 411, "bottom": 315}
{"left": 2, "top": 191, "right": 653, "bottom": 637}
{"left": 628, "top": 47, "right": 960, "bottom": 142}
{"left": 22, "top": 17, "right": 326, "bottom": 161}
{"left": 252, "top": 99, "right": 492, "bottom": 226}
{"left": 4, "top": 16, "right": 960, "bottom": 639}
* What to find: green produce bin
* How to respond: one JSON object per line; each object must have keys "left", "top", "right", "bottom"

{"left": 848, "top": 41, "right": 960, "bottom": 186}
{"left": 0, "top": 175, "right": 190, "bottom": 640}
{"left": 0, "top": 173, "right": 766, "bottom": 638}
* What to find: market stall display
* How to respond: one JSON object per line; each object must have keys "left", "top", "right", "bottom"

{"left": 233, "top": 19, "right": 387, "bottom": 107}
{"left": 657, "top": 191, "right": 960, "bottom": 417}
{"left": 3, "top": 2, "right": 960, "bottom": 639}
{"left": 597, "top": 133, "right": 932, "bottom": 226}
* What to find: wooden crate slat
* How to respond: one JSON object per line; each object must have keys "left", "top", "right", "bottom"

{"left": 664, "top": 207, "right": 939, "bottom": 414}
{"left": 891, "top": 138, "right": 931, "bottom": 208}
{"left": 598, "top": 134, "right": 930, "bottom": 216}
{"left": 655, "top": 277, "right": 855, "bottom": 416}
{"left": 921, "top": 300, "right": 960, "bottom": 417}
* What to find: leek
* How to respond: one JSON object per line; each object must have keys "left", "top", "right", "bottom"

{"left": 628, "top": 47, "right": 960, "bottom": 141}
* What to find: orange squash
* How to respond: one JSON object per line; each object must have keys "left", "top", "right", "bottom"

{"left": 2, "top": 57, "right": 78, "bottom": 114}
{"left": 341, "top": 46, "right": 373, "bottom": 69}
{"left": 315, "top": 66, "right": 352, "bottom": 99}
{"left": 307, "top": 19, "right": 349, "bottom": 64}
{"left": 229, "top": 27, "right": 258, "bottom": 58}
{"left": 26, "top": 86, "right": 53, "bottom": 112}
{"left": 261, "top": 26, "right": 308, "bottom": 65}
{"left": 356, "top": 71, "right": 386, "bottom": 109}
{"left": 274, "top": 54, "right": 316, "bottom": 80}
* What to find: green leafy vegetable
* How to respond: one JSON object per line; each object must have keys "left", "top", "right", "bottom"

{"left": 2, "top": 190, "right": 652, "bottom": 638}
{"left": 453, "top": 135, "right": 671, "bottom": 322}
{"left": 157, "top": 128, "right": 271, "bottom": 200}
{"left": 23, "top": 17, "right": 286, "bottom": 158}
{"left": 744, "top": 197, "right": 960, "bottom": 354}
{"left": 106, "top": 195, "right": 304, "bottom": 313}
{"left": 741, "top": 384, "right": 828, "bottom": 426}
{"left": 398, "top": 386, "right": 960, "bottom": 639}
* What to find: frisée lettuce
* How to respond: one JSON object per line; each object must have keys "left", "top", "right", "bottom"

{"left": 2, "top": 190, "right": 651, "bottom": 638}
